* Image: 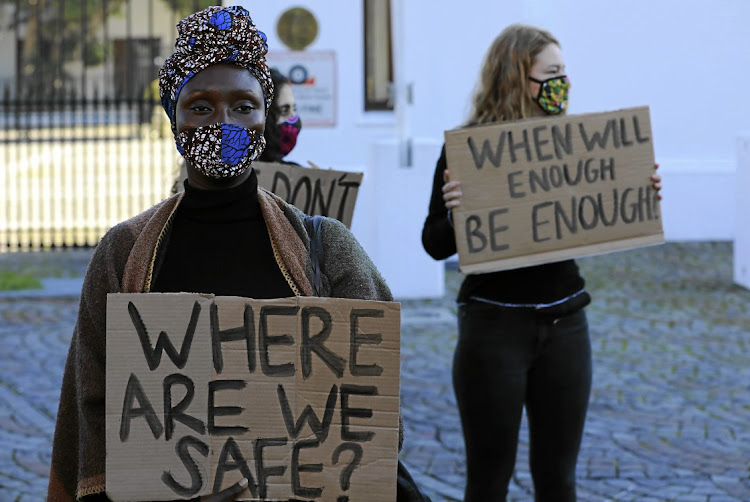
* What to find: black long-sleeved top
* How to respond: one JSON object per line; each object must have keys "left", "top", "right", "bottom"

{"left": 151, "top": 169, "right": 294, "bottom": 299}
{"left": 422, "top": 145, "right": 590, "bottom": 311}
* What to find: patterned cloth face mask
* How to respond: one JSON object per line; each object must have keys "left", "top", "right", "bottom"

{"left": 278, "top": 114, "right": 302, "bottom": 157}
{"left": 176, "top": 122, "right": 266, "bottom": 179}
{"left": 529, "top": 75, "right": 570, "bottom": 115}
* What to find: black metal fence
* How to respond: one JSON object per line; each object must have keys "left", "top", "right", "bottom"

{"left": 0, "top": 0, "right": 213, "bottom": 251}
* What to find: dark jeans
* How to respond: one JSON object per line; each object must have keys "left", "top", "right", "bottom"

{"left": 454, "top": 302, "right": 592, "bottom": 502}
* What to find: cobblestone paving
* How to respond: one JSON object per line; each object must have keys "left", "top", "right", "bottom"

{"left": 1, "top": 243, "right": 749, "bottom": 501}
{"left": 0, "top": 296, "right": 79, "bottom": 502}
{"left": 400, "top": 242, "right": 750, "bottom": 501}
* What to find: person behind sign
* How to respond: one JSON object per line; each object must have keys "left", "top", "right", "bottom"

{"left": 421, "top": 24, "right": 662, "bottom": 501}
{"left": 259, "top": 67, "right": 302, "bottom": 164}
{"left": 48, "top": 6, "right": 428, "bottom": 502}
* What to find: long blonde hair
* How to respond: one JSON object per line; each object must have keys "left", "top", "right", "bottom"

{"left": 468, "top": 24, "right": 559, "bottom": 125}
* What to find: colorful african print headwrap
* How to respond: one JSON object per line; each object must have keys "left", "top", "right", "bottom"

{"left": 158, "top": 5, "right": 274, "bottom": 133}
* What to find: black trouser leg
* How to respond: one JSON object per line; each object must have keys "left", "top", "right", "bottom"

{"left": 454, "top": 303, "right": 535, "bottom": 501}
{"left": 526, "top": 310, "right": 592, "bottom": 502}
{"left": 453, "top": 304, "right": 591, "bottom": 502}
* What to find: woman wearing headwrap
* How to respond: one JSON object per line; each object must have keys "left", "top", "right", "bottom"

{"left": 259, "top": 68, "right": 302, "bottom": 164}
{"left": 46, "top": 6, "right": 406, "bottom": 501}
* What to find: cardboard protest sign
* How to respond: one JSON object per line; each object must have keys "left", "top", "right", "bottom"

{"left": 445, "top": 106, "right": 664, "bottom": 274}
{"left": 253, "top": 161, "right": 363, "bottom": 228}
{"left": 106, "top": 293, "right": 400, "bottom": 502}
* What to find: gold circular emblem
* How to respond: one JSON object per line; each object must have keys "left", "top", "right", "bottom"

{"left": 276, "top": 7, "right": 319, "bottom": 51}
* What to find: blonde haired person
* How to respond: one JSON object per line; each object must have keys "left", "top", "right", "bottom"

{"left": 421, "top": 24, "right": 661, "bottom": 501}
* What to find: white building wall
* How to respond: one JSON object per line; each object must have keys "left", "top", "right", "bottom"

{"left": 735, "top": 135, "right": 750, "bottom": 289}
{"left": 398, "top": 0, "right": 749, "bottom": 241}
{"left": 231, "top": 0, "right": 445, "bottom": 298}
{"left": 232, "top": 1, "right": 393, "bottom": 170}
{"left": 523, "top": 0, "right": 747, "bottom": 242}
{"left": 230, "top": 0, "right": 748, "bottom": 296}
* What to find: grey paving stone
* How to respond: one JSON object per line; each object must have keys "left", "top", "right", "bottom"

{"left": 399, "top": 242, "right": 750, "bottom": 501}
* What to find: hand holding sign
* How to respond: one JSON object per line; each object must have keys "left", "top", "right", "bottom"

{"left": 442, "top": 169, "right": 463, "bottom": 211}
{"left": 651, "top": 164, "right": 662, "bottom": 200}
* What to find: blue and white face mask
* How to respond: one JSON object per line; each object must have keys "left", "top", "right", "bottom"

{"left": 176, "top": 122, "right": 266, "bottom": 179}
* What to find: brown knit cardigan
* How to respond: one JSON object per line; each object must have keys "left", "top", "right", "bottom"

{"left": 47, "top": 187, "right": 395, "bottom": 501}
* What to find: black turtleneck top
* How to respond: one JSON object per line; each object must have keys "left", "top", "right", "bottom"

{"left": 151, "top": 170, "right": 294, "bottom": 299}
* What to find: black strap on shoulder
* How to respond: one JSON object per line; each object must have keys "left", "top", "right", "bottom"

{"left": 304, "top": 215, "right": 325, "bottom": 296}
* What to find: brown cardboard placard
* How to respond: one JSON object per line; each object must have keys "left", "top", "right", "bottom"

{"left": 106, "top": 293, "right": 400, "bottom": 501}
{"left": 253, "top": 161, "right": 363, "bottom": 228}
{"left": 445, "top": 106, "right": 664, "bottom": 274}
